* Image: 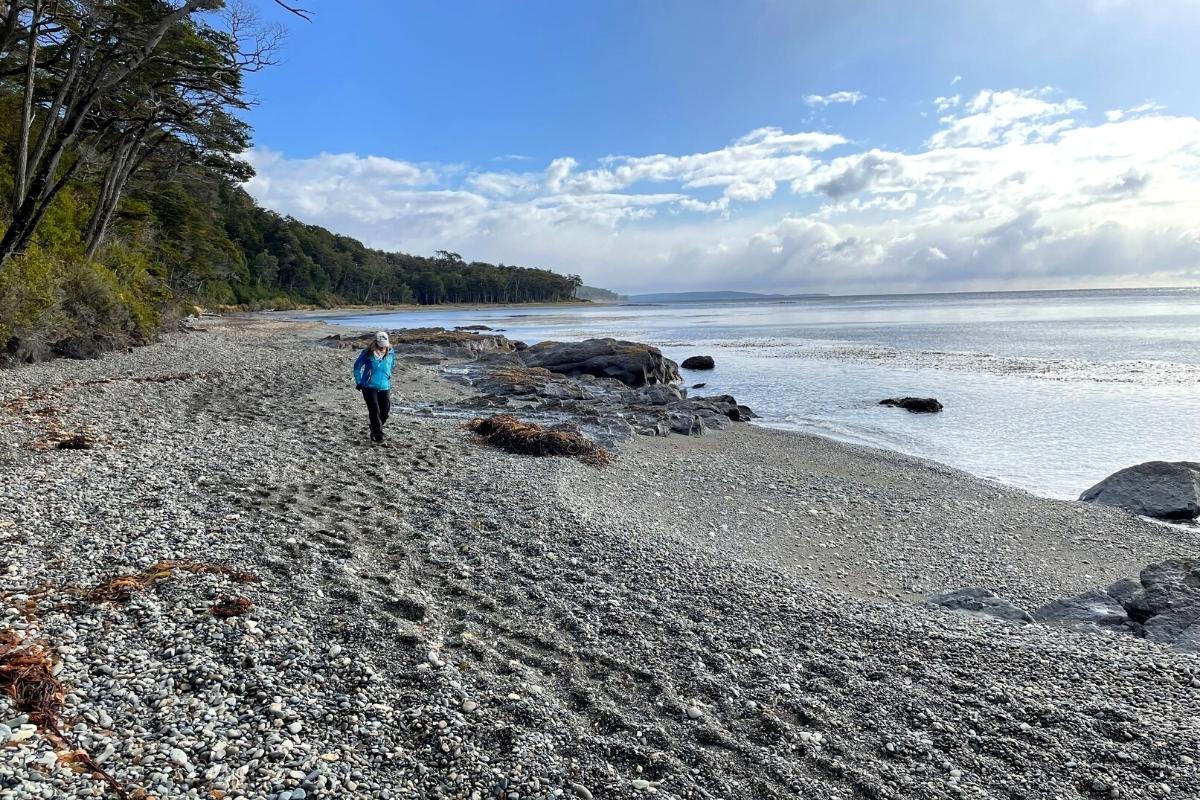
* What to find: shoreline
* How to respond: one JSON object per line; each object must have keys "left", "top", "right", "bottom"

{"left": 2, "top": 315, "right": 1198, "bottom": 799}
{"left": 298, "top": 306, "right": 1200, "bottom": 505}
{"left": 280, "top": 299, "right": 608, "bottom": 319}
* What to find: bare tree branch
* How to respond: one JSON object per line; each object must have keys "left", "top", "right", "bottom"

{"left": 272, "top": 0, "right": 312, "bottom": 21}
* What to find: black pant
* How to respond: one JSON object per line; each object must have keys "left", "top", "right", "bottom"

{"left": 361, "top": 388, "right": 390, "bottom": 440}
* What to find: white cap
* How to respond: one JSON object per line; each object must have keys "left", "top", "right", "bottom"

{"left": 374, "top": 331, "right": 390, "bottom": 346}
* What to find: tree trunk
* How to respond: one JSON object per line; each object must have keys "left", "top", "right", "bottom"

{"left": 83, "top": 137, "right": 131, "bottom": 250}
{"left": 28, "top": 35, "right": 83, "bottom": 191}
{"left": 0, "top": 0, "right": 24, "bottom": 61}
{"left": 14, "top": 0, "right": 40, "bottom": 211}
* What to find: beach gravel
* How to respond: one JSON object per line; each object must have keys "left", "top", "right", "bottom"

{"left": 0, "top": 316, "right": 1197, "bottom": 799}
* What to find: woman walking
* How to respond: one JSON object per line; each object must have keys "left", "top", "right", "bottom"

{"left": 353, "top": 331, "right": 395, "bottom": 443}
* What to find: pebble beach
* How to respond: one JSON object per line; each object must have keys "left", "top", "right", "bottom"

{"left": 2, "top": 315, "right": 1199, "bottom": 800}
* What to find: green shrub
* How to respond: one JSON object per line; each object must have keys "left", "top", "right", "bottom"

{"left": 0, "top": 241, "right": 170, "bottom": 357}
{"left": 0, "top": 246, "right": 61, "bottom": 344}
{"left": 101, "top": 244, "right": 167, "bottom": 339}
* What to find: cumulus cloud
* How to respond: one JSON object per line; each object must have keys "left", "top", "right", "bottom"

{"left": 724, "top": 178, "right": 777, "bottom": 202}
{"left": 243, "top": 88, "right": 1200, "bottom": 294}
{"left": 928, "top": 88, "right": 1086, "bottom": 148}
{"left": 807, "top": 151, "right": 908, "bottom": 199}
{"left": 1085, "top": 168, "right": 1151, "bottom": 199}
{"left": 804, "top": 90, "right": 866, "bottom": 107}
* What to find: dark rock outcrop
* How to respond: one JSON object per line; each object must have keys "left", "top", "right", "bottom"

{"left": 1129, "top": 559, "right": 1200, "bottom": 651}
{"left": 1103, "top": 577, "right": 1142, "bottom": 609}
{"left": 927, "top": 588, "right": 1033, "bottom": 623}
{"left": 322, "top": 328, "right": 525, "bottom": 359}
{"left": 1033, "top": 589, "right": 1130, "bottom": 629}
{"left": 1079, "top": 461, "right": 1200, "bottom": 520}
{"left": 692, "top": 394, "right": 757, "bottom": 422}
{"left": 3, "top": 335, "right": 52, "bottom": 366}
{"left": 633, "top": 385, "right": 684, "bottom": 406}
{"left": 449, "top": 360, "right": 754, "bottom": 441}
{"left": 1026, "top": 559, "right": 1200, "bottom": 652}
{"left": 669, "top": 411, "right": 706, "bottom": 436}
{"left": 4, "top": 333, "right": 117, "bottom": 366}
{"left": 52, "top": 336, "right": 107, "bottom": 360}
{"left": 519, "top": 338, "right": 681, "bottom": 387}
{"left": 931, "top": 559, "right": 1200, "bottom": 651}
{"left": 681, "top": 355, "right": 715, "bottom": 370}
{"left": 880, "top": 397, "right": 943, "bottom": 413}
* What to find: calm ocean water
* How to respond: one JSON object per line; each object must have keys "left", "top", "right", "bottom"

{"left": 321, "top": 287, "right": 1200, "bottom": 500}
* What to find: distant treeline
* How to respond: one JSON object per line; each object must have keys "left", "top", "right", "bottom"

{"left": 220, "top": 186, "right": 582, "bottom": 307}
{"left": 574, "top": 285, "right": 624, "bottom": 302}
{"left": 0, "top": 2, "right": 582, "bottom": 363}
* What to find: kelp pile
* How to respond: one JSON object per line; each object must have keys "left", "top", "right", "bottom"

{"left": 210, "top": 595, "right": 253, "bottom": 618}
{"left": 83, "top": 560, "right": 257, "bottom": 605}
{"left": 0, "top": 630, "right": 129, "bottom": 798}
{"left": 464, "top": 414, "right": 612, "bottom": 465}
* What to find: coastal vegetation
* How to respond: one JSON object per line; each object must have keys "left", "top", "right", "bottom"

{"left": 0, "top": 1, "right": 583, "bottom": 365}
{"left": 573, "top": 284, "right": 624, "bottom": 302}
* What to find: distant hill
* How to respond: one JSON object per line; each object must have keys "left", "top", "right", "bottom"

{"left": 575, "top": 285, "right": 626, "bottom": 302}
{"left": 628, "top": 290, "right": 829, "bottom": 303}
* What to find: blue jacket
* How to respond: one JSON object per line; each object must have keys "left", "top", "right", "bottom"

{"left": 353, "top": 347, "right": 394, "bottom": 391}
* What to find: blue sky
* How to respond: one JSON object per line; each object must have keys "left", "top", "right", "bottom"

{"left": 240, "top": 1, "right": 1200, "bottom": 294}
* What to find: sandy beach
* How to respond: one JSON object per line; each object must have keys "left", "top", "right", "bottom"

{"left": 2, "top": 316, "right": 1198, "bottom": 800}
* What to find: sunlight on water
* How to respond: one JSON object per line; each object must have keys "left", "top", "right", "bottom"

{"left": 321, "top": 288, "right": 1200, "bottom": 500}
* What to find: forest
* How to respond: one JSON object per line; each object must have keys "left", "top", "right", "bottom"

{"left": 0, "top": 1, "right": 583, "bottom": 364}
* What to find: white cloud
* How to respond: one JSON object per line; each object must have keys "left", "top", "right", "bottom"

{"left": 724, "top": 177, "right": 777, "bottom": 202}
{"left": 934, "top": 94, "right": 960, "bottom": 112}
{"left": 244, "top": 89, "right": 1200, "bottom": 294}
{"left": 804, "top": 90, "right": 866, "bottom": 107}
{"left": 927, "top": 88, "right": 1086, "bottom": 148}
{"left": 1127, "top": 100, "right": 1166, "bottom": 115}
{"left": 951, "top": 75, "right": 962, "bottom": 86}
{"left": 803, "top": 150, "right": 909, "bottom": 199}
{"left": 1105, "top": 101, "right": 1167, "bottom": 124}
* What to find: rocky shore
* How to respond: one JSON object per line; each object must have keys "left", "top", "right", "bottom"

{"left": 2, "top": 316, "right": 1199, "bottom": 800}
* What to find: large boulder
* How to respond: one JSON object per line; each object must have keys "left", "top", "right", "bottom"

{"left": 1104, "top": 577, "right": 1142, "bottom": 609}
{"left": 692, "top": 394, "right": 756, "bottom": 422}
{"left": 880, "top": 397, "right": 943, "bottom": 413}
{"left": 1033, "top": 589, "right": 1130, "bottom": 629}
{"left": 520, "top": 338, "right": 681, "bottom": 387}
{"left": 1129, "top": 559, "right": 1200, "bottom": 651}
{"left": 681, "top": 355, "right": 715, "bottom": 370}
{"left": 927, "top": 588, "right": 1032, "bottom": 623}
{"left": 669, "top": 411, "right": 706, "bottom": 436}
{"left": 1035, "top": 559, "right": 1200, "bottom": 652}
{"left": 1079, "top": 461, "right": 1200, "bottom": 520}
